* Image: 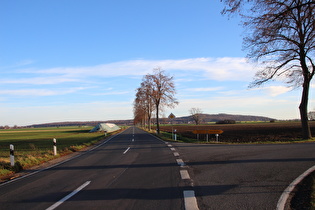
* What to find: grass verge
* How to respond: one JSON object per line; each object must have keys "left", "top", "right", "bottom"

{"left": 290, "top": 171, "right": 315, "bottom": 209}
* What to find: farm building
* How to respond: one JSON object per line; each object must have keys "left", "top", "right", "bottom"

{"left": 89, "top": 123, "right": 120, "bottom": 133}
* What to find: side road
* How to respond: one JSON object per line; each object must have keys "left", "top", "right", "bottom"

{"left": 171, "top": 141, "right": 315, "bottom": 209}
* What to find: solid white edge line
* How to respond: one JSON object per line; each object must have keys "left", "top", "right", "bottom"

{"left": 277, "top": 165, "right": 315, "bottom": 210}
{"left": 184, "top": 190, "right": 199, "bottom": 210}
{"left": 123, "top": 147, "right": 131, "bottom": 154}
{"left": 46, "top": 181, "right": 91, "bottom": 210}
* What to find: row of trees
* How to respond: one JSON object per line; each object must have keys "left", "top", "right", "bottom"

{"left": 133, "top": 68, "right": 178, "bottom": 134}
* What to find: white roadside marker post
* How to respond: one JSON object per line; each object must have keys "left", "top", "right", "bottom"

{"left": 10, "top": 144, "right": 14, "bottom": 167}
{"left": 53, "top": 138, "right": 57, "bottom": 156}
{"left": 174, "top": 129, "right": 177, "bottom": 141}
{"left": 216, "top": 134, "right": 219, "bottom": 142}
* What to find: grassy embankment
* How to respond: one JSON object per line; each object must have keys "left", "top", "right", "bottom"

{"left": 0, "top": 126, "right": 112, "bottom": 178}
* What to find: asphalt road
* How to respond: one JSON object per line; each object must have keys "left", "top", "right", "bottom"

{"left": 0, "top": 127, "right": 183, "bottom": 210}
{"left": 173, "top": 141, "right": 315, "bottom": 209}
{"left": 1, "top": 127, "right": 315, "bottom": 210}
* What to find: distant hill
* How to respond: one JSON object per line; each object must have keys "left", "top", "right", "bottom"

{"left": 167, "top": 113, "right": 274, "bottom": 124}
{"left": 26, "top": 113, "right": 274, "bottom": 128}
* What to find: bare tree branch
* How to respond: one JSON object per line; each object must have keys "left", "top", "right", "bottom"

{"left": 222, "top": 0, "right": 315, "bottom": 139}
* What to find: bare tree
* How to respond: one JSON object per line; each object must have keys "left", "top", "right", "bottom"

{"left": 134, "top": 80, "right": 155, "bottom": 130}
{"left": 133, "top": 99, "right": 145, "bottom": 126}
{"left": 143, "top": 68, "right": 178, "bottom": 134}
{"left": 189, "top": 108, "right": 203, "bottom": 125}
{"left": 221, "top": 0, "right": 315, "bottom": 139}
{"left": 308, "top": 111, "right": 315, "bottom": 120}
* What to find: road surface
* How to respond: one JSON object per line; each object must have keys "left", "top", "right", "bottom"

{"left": 0, "top": 127, "right": 183, "bottom": 210}
{"left": 1, "top": 127, "right": 315, "bottom": 209}
{"left": 172, "top": 141, "right": 315, "bottom": 209}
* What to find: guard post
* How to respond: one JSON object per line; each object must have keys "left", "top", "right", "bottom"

{"left": 168, "top": 113, "right": 176, "bottom": 140}
{"left": 10, "top": 144, "right": 14, "bottom": 166}
{"left": 216, "top": 134, "right": 219, "bottom": 142}
{"left": 53, "top": 138, "right": 57, "bottom": 156}
{"left": 192, "top": 130, "right": 224, "bottom": 142}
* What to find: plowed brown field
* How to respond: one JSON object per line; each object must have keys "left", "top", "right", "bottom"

{"left": 155, "top": 121, "right": 315, "bottom": 142}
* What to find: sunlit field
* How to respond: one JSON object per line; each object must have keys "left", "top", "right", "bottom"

{"left": 0, "top": 126, "right": 106, "bottom": 178}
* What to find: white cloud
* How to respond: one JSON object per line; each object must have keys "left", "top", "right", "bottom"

{"left": 259, "top": 86, "right": 293, "bottom": 97}
{"left": 185, "top": 87, "right": 224, "bottom": 92}
{"left": 0, "top": 101, "right": 133, "bottom": 126}
{"left": 92, "top": 91, "right": 131, "bottom": 96}
{"left": 21, "top": 57, "right": 256, "bottom": 82}
{"left": 0, "top": 59, "right": 35, "bottom": 69}
{"left": 0, "top": 87, "right": 88, "bottom": 96}
{"left": 0, "top": 76, "right": 79, "bottom": 85}
{"left": 2, "top": 57, "right": 302, "bottom": 125}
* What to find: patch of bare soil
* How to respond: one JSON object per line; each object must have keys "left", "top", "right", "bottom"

{"left": 158, "top": 122, "right": 315, "bottom": 142}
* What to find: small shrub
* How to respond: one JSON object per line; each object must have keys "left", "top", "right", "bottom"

{"left": 216, "top": 119, "right": 236, "bottom": 124}
{"left": 29, "top": 143, "right": 36, "bottom": 150}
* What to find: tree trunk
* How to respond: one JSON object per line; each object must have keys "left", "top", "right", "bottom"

{"left": 156, "top": 106, "right": 160, "bottom": 134}
{"left": 299, "top": 77, "right": 312, "bottom": 139}
{"left": 148, "top": 115, "right": 151, "bottom": 131}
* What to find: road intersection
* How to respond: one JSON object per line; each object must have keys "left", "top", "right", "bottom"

{"left": 1, "top": 127, "right": 314, "bottom": 209}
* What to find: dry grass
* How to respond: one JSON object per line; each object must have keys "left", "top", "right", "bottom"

{"left": 0, "top": 126, "right": 107, "bottom": 179}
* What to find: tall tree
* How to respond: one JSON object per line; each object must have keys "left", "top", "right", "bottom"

{"left": 133, "top": 101, "right": 146, "bottom": 126}
{"left": 134, "top": 81, "right": 155, "bottom": 130}
{"left": 222, "top": 0, "right": 315, "bottom": 139}
{"left": 189, "top": 108, "right": 203, "bottom": 125}
{"left": 144, "top": 68, "right": 178, "bottom": 134}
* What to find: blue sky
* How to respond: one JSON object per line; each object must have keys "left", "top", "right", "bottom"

{"left": 0, "top": 0, "right": 313, "bottom": 126}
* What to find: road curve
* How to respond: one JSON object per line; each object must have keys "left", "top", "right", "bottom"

{"left": 0, "top": 127, "right": 183, "bottom": 210}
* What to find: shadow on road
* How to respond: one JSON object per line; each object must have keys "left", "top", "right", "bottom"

{"left": 36, "top": 157, "right": 315, "bottom": 172}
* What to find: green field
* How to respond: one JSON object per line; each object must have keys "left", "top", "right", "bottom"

{"left": 0, "top": 126, "right": 108, "bottom": 178}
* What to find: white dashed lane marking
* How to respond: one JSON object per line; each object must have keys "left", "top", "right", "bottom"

{"left": 184, "top": 190, "right": 199, "bottom": 210}
{"left": 165, "top": 142, "right": 199, "bottom": 210}
{"left": 180, "top": 170, "right": 190, "bottom": 179}
{"left": 176, "top": 159, "right": 185, "bottom": 167}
